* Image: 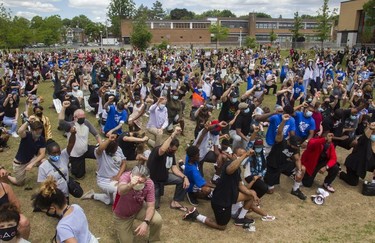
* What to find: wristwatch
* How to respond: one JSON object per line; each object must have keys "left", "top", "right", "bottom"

{"left": 143, "top": 219, "right": 150, "bottom": 225}
{"left": 326, "top": 165, "right": 329, "bottom": 170}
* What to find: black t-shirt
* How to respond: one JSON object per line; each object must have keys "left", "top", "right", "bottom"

{"left": 219, "top": 100, "right": 239, "bottom": 122}
{"left": 15, "top": 132, "right": 46, "bottom": 164}
{"left": 211, "top": 161, "right": 241, "bottom": 207}
{"left": 25, "top": 81, "right": 37, "bottom": 94}
{"left": 230, "top": 112, "right": 252, "bottom": 136}
{"left": 118, "top": 132, "right": 137, "bottom": 160}
{"left": 267, "top": 140, "right": 298, "bottom": 168}
{"left": 147, "top": 146, "right": 176, "bottom": 182}
{"left": 322, "top": 109, "right": 351, "bottom": 137}
{"left": 4, "top": 103, "right": 17, "bottom": 118}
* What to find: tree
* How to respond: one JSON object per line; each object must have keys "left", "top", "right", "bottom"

{"left": 130, "top": 17, "right": 152, "bottom": 50}
{"left": 256, "top": 12, "right": 272, "bottom": 18}
{"left": 107, "top": 0, "right": 136, "bottom": 37}
{"left": 244, "top": 36, "right": 257, "bottom": 49}
{"left": 360, "top": 27, "right": 373, "bottom": 43}
{"left": 269, "top": 28, "right": 277, "bottom": 44}
{"left": 134, "top": 4, "right": 151, "bottom": 20}
{"left": 316, "top": 0, "right": 336, "bottom": 48}
{"left": 363, "top": 0, "right": 375, "bottom": 26}
{"left": 301, "top": 14, "right": 318, "bottom": 19}
{"left": 151, "top": 1, "right": 165, "bottom": 20}
{"left": 169, "top": 8, "right": 195, "bottom": 20}
{"left": 71, "top": 15, "right": 92, "bottom": 29}
{"left": 0, "top": 3, "right": 12, "bottom": 48}
{"left": 291, "top": 11, "right": 304, "bottom": 47}
{"left": 197, "top": 9, "right": 236, "bottom": 18}
{"left": 209, "top": 23, "right": 229, "bottom": 49}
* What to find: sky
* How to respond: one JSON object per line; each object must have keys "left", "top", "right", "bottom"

{"left": 2, "top": 0, "right": 343, "bottom": 23}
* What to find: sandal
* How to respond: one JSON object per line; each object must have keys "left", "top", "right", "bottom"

{"left": 323, "top": 183, "right": 335, "bottom": 193}
{"left": 170, "top": 203, "right": 188, "bottom": 212}
{"left": 261, "top": 215, "right": 276, "bottom": 222}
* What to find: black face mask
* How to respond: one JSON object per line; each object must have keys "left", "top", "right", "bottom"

{"left": 77, "top": 118, "right": 85, "bottom": 125}
{"left": 0, "top": 225, "right": 18, "bottom": 241}
{"left": 36, "top": 112, "right": 43, "bottom": 117}
{"left": 46, "top": 208, "right": 61, "bottom": 219}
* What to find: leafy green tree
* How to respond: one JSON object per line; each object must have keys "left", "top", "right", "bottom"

{"left": 291, "top": 11, "right": 304, "bottom": 47}
{"left": 0, "top": 3, "right": 12, "bottom": 48}
{"left": 151, "top": 1, "right": 165, "bottom": 20}
{"left": 130, "top": 17, "right": 152, "bottom": 50}
{"left": 8, "top": 16, "right": 32, "bottom": 48}
{"left": 363, "top": 0, "right": 375, "bottom": 26}
{"left": 256, "top": 12, "right": 272, "bottom": 18}
{"left": 316, "top": 0, "right": 336, "bottom": 47}
{"left": 169, "top": 8, "right": 195, "bottom": 20}
{"left": 197, "top": 9, "right": 236, "bottom": 18}
{"left": 209, "top": 23, "right": 229, "bottom": 49}
{"left": 244, "top": 36, "right": 257, "bottom": 49}
{"left": 107, "top": 0, "right": 136, "bottom": 37}
{"left": 134, "top": 4, "right": 151, "bottom": 20}
{"left": 269, "top": 28, "right": 277, "bottom": 44}
{"left": 71, "top": 15, "right": 92, "bottom": 29}
{"left": 301, "top": 14, "right": 318, "bottom": 19}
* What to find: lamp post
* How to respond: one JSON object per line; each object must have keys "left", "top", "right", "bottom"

{"left": 239, "top": 26, "right": 242, "bottom": 48}
{"left": 100, "top": 30, "right": 103, "bottom": 48}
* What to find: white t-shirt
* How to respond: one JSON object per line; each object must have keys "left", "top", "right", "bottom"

{"left": 193, "top": 130, "right": 220, "bottom": 161}
{"left": 202, "top": 81, "right": 212, "bottom": 98}
{"left": 95, "top": 147, "right": 126, "bottom": 183}
{"left": 69, "top": 123, "right": 89, "bottom": 157}
{"left": 72, "top": 89, "right": 83, "bottom": 99}
{"left": 38, "top": 149, "right": 69, "bottom": 196}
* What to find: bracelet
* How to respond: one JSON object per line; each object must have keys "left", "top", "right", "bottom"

{"left": 143, "top": 219, "right": 150, "bottom": 225}
{"left": 182, "top": 176, "right": 186, "bottom": 180}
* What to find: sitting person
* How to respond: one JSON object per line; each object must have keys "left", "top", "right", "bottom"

{"left": 340, "top": 121, "right": 375, "bottom": 186}
{"left": 0, "top": 203, "right": 30, "bottom": 242}
{"left": 301, "top": 133, "right": 339, "bottom": 193}
{"left": 184, "top": 146, "right": 216, "bottom": 206}
{"left": 81, "top": 134, "right": 127, "bottom": 205}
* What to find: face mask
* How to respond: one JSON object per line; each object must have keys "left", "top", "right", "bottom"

{"left": 371, "top": 134, "right": 375, "bottom": 142}
{"left": 135, "top": 100, "right": 141, "bottom": 104}
{"left": 357, "top": 93, "right": 362, "bottom": 97}
{"left": 197, "top": 88, "right": 203, "bottom": 92}
{"left": 256, "top": 84, "right": 261, "bottom": 88}
{"left": 243, "top": 108, "right": 250, "bottom": 113}
{"left": 73, "top": 86, "right": 79, "bottom": 90}
{"left": 165, "top": 83, "right": 171, "bottom": 87}
{"left": 255, "top": 148, "right": 263, "bottom": 154}
{"left": 77, "top": 118, "right": 85, "bottom": 125}
{"left": 210, "top": 130, "right": 220, "bottom": 136}
{"left": 0, "top": 225, "right": 18, "bottom": 241}
{"left": 318, "top": 107, "right": 324, "bottom": 112}
{"left": 46, "top": 208, "right": 61, "bottom": 219}
{"left": 159, "top": 104, "right": 165, "bottom": 109}
{"left": 173, "top": 95, "right": 179, "bottom": 100}
{"left": 350, "top": 115, "right": 357, "bottom": 120}
{"left": 49, "top": 155, "right": 60, "bottom": 162}
{"left": 305, "top": 111, "right": 313, "bottom": 118}
{"left": 133, "top": 183, "right": 145, "bottom": 191}
{"left": 230, "top": 98, "right": 238, "bottom": 103}
{"left": 36, "top": 112, "right": 43, "bottom": 117}
{"left": 307, "top": 98, "right": 313, "bottom": 103}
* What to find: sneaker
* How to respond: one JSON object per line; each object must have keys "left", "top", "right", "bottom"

{"left": 234, "top": 217, "right": 255, "bottom": 226}
{"left": 81, "top": 189, "right": 94, "bottom": 200}
{"left": 291, "top": 188, "right": 307, "bottom": 200}
{"left": 231, "top": 208, "right": 241, "bottom": 219}
{"left": 186, "top": 192, "right": 199, "bottom": 206}
{"left": 323, "top": 183, "right": 335, "bottom": 193}
{"left": 11, "top": 132, "right": 19, "bottom": 138}
{"left": 211, "top": 175, "right": 221, "bottom": 185}
{"left": 183, "top": 207, "right": 199, "bottom": 221}
{"left": 178, "top": 160, "right": 185, "bottom": 172}
{"left": 261, "top": 215, "right": 276, "bottom": 222}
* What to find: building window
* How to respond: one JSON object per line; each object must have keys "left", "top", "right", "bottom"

{"left": 255, "top": 22, "right": 277, "bottom": 29}
{"left": 192, "top": 23, "right": 209, "bottom": 29}
{"left": 161, "top": 36, "right": 164, "bottom": 39}
{"left": 180, "top": 36, "right": 183, "bottom": 39}
{"left": 199, "top": 36, "right": 202, "bottom": 39}
{"left": 220, "top": 21, "right": 248, "bottom": 29}
{"left": 305, "top": 23, "right": 318, "bottom": 29}
{"left": 278, "top": 22, "right": 294, "bottom": 29}
{"left": 173, "top": 23, "right": 190, "bottom": 29}
{"left": 153, "top": 22, "right": 170, "bottom": 29}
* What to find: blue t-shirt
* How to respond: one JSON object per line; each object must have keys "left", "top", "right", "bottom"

{"left": 265, "top": 114, "right": 296, "bottom": 146}
{"left": 294, "top": 111, "right": 316, "bottom": 139}
{"left": 104, "top": 105, "right": 128, "bottom": 134}
{"left": 293, "top": 83, "right": 305, "bottom": 99}
{"left": 247, "top": 76, "right": 253, "bottom": 90}
{"left": 184, "top": 158, "right": 206, "bottom": 193}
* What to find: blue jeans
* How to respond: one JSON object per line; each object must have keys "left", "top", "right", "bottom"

{"left": 3, "top": 116, "right": 17, "bottom": 134}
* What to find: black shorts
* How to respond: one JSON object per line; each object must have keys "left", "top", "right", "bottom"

{"left": 211, "top": 202, "right": 231, "bottom": 226}
{"left": 264, "top": 161, "right": 296, "bottom": 187}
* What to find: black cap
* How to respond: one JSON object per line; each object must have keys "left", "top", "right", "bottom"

{"left": 230, "top": 92, "right": 239, "bottom": 98}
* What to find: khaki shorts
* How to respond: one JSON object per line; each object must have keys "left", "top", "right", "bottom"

{"left": 13, "top": 159, "right": 33, "bottom": 185}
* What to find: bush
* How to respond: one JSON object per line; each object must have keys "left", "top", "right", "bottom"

{"left": 157, "top": 40, "right": 169, "bottom": 50}
{"left": 245, "top": 37, "right": 257, "bottom": 49}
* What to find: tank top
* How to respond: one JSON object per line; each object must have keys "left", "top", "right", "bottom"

{"left": 0, "top": 183, "right": 9, "bottom": 206}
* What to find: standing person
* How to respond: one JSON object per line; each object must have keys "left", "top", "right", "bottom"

{"left": 32, "top": 177, "right": 98, "bottom": 243}
{"left": 301, "top": 133, "right": 339, "bottom": 192}
{"left": 81, "top": 134, "right": 127, "bottom": 205}
{"left": 113, "top": 165, "right": 162, "bottom": 243}
{"left": 103, "top": 96, "right": 128, "bottom": 136}
{"left": 147, "top": 127, "right": 189, "bottom": 211}
{"left": 264, "top": 114, "right": 307, "bottom": 200}
{"left": 146, "top": 97, "right": 168, "bottom": 148}
{"left": 8, "top": 121, "right": 46, "bottom": 186}
{"left": 59, "top": 101, "right": 101, "bottom": 179}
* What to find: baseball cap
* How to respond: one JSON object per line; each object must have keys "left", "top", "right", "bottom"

{"left": 289, "top": 135, "right": 301, "bottom": 147}
{"left": 253, "top": 139, "right": 264, "bottom": 148}
{"left": 210, "top": 120, "right": 222, "bottom": 132}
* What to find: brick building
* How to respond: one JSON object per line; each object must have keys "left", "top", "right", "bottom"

{"left": 121, "top": 13, "right": 330, "bottom": 46}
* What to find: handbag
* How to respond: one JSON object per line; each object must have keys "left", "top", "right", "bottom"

{"left": 48, "top": 160, "right": 83, "bottom": 198}
{"left": 362, "top": 181, "right": 375, "bottom": 196}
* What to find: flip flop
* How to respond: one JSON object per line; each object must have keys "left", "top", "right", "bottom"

{"left": 170, "top": 204, "right": 188, "bottom": 212}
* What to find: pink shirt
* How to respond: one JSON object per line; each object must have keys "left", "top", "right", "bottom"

{"left": 113, "top": 172, "right": 155, "bottom": 218}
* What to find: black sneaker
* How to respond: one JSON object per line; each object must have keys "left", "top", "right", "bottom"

{"left": 183, "top": 207, "right": 199, "bottom": 221}
{"left": 234, "top": 217, "right": 255, "bottom": 226}
{"left": 186, "top": 192, "right": 199, "bottom": 206}
{"left": 291, "top": 188, "right": 307, "bottom": 200}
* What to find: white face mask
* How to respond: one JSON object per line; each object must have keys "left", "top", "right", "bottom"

{"left": 131, "top": 175, "right": 145, "bottom": 191}
{"left": 159, "top": 104, "right": 165, "bottom": 109}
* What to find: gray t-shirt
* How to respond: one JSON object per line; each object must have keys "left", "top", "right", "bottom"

{"left": 95, "top": 147, "right": 126, "bottom": 183}
{"left": 57, "top": 204, "right": 93, "bottom": 243}
{"left": 38, "top": 149, "right": 69, "bottom": 196}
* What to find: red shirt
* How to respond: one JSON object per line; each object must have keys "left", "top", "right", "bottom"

{"left": 312, "top": 111, "right": 323, "bottom": 134}
{"left": 113, "top": 172, "right": 155, "bottom": 218}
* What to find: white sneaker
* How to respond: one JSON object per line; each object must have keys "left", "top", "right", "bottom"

{"left": 81, "top": 189, "right": 94, "bottom": 200}
{"left": 11, "top": 132, "right": 19, "bottom": 138}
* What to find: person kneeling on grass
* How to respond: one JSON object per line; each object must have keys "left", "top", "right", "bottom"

{"left": 184, "top": 148, "right": 259, "bottom": 228}
{"left": 81, "top": 133, "right": 127, "bottom": 205}
{"left": 184, "top": 146, "right": 216, "bottom": 207}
